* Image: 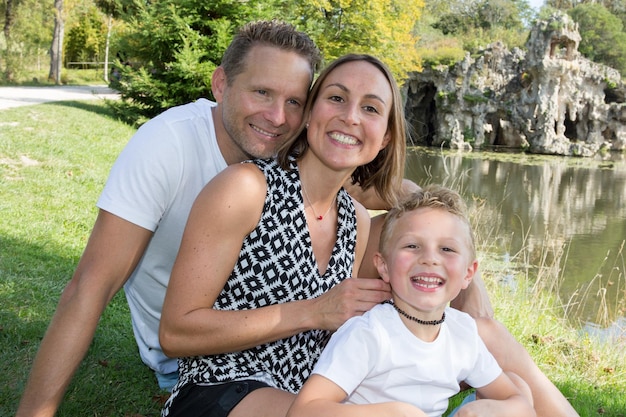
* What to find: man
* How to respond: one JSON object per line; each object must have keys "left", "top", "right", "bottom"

{"left": 16, "top": 20, "right": 343, "bottom": 416}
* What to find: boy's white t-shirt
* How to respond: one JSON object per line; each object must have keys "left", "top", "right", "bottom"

{"left": 312, "top": 303, "right": 502, "bottom": 417}
{"left": 97, "top": 98, "right": 227, "bottom": 374}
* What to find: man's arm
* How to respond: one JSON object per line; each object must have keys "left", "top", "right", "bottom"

{"left": 475, "top": 318, "right": 580, "bottom": 417}
{"left": 450, "top": 271, "right": 494, "bottom": 318}
{"left": 345, "top": 178, "right": 421, "bottom": 211}
{"left": 16, "top": 210, "right": 153, "bottom": 417}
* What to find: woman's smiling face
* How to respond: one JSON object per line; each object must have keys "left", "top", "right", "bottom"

{"left": 305, "top": 60, "right": 393, "bottom": 171}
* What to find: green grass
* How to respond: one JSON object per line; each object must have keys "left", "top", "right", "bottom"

{"left": 1, "top": 100, "right": 625, "bottom": 416}
{"left": 0, "top": 100, "right": 165, "bottom": 416}
{"left": 489, "top": 279, "right": 625, "bottom": 416}
{"left": 1, "top": 68, "right": 109, "bottom": 86}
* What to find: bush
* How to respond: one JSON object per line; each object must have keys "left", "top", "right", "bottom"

{"left": 106, "top": 0, "right": 280, "bottom": 124}
{"left": 418, "top": 38, "right": 466, "bottom": 68}
{"left": 569, "top": 3, "right": 626, "bottom": 77}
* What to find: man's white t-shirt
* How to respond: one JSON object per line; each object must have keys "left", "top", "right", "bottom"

{"left": 312, "top": 303, "right": 502, "bottom": 417}
{"left": 97, "top": 98, "right": 227, "bottom": 374}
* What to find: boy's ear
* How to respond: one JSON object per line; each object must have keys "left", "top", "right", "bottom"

{"left": 461, "top": 259, "right": 479, "bottom": 290}
{"left": 373, "top": 252, "right": 390, "bottom": 283}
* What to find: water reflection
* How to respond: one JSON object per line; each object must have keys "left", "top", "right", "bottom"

{"left": 405, "top": 147, "right": 626, "bottom": 337}
{"left": 583, "top": 317, "right": 626, "bottom": 344}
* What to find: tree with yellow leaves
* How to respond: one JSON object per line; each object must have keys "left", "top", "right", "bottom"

{"left": 284, "top": 0, "right": 423, "bottom": 80}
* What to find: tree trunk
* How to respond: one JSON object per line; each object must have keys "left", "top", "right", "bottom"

{"left": 49, "top": 0, "right": 64, "bottom": 84}
{"left": 103, "top": 14, "right": 112, "bottom": 83}
{"left": 3, "top": 0, "right": 16, "bottom": 82}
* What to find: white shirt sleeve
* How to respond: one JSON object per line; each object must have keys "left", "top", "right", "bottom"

{"left": 312, "top": 314, "right": 384, "bottom": 397}
{"left": 97, "top": 116, "right": 183, "bottom": 231}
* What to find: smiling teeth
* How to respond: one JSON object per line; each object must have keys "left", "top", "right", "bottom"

{"left": 252, "top": 125, "right": 279, "bottom": 137}
{"left": 411, "top": 276, "right": 443, "bottom": 288}
{"left": 330, "top": 132, "right": 358, "bottom": 145}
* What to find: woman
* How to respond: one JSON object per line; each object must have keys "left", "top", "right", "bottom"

{"left": 159, "top": 54, "right": 407, "bottom": 417}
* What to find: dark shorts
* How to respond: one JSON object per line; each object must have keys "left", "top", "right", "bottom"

{"left": 167, "top": 380, "right": 271, "bottom": 417}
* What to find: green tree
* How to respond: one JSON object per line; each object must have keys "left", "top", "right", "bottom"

{"left": 2, "top": 0, "right": 19, "bottom": 81}
{"left": 94, "top": 0, "right": 127, "bottom": 82}
{"left": 284, "top": 0, "right": 423, "bottom": 79}
{"left": 65, "top": 4, "right": 106, "bottom": 66}
{"left": 547, "top": 0, "right": 626, "bottom": 31}
{"left": 14, "top": 0, "right": 53, "bottom": 69}
{"left": 478, "top": 0, "right": 524, "bottom": 30}
{"left": 109, "top": 0, "right": 423, "bottom": 124}
{"left": 109, "top": 0, "right": 279, "bottom": 123}
{"left": 1, "top": 0, "right": 53, "bottom": 82}
{"left": 568, "top": 3, "right": 626, "bottom": 76}
{"left": 429, "top": 0, "right": 532, "bottom": 51}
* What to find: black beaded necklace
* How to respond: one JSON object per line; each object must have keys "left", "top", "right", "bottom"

{"left": 385, "top": 300, "right": 445, "bottom": 326}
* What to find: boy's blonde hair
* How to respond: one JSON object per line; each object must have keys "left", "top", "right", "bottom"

{"left": 379, "top": 184, "right": 476, "bottom": 257}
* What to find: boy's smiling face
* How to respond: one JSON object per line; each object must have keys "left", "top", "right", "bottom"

{"left": 374, "top": 207, "right": 478, "bottom": 320}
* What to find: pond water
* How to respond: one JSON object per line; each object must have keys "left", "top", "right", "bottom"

{"left": 404, "top": 147, "right": 626, "bottom": 339}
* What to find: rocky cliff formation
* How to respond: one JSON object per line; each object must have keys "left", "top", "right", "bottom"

{"left": 404, "top": 13, "right": 626, "bottom": 156}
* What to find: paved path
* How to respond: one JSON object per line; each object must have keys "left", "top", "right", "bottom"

{"left": 0, "top": 85, "right": 119, "bottom": 110}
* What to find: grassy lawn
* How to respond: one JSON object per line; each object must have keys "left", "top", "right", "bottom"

{"left": 0, "top": 100, "right": 165, "bottom": 416}
{"left": 2, "top": 68, "right": 110, "bottom": 86}
{"left": 0, "top": 99, "right": 624, "bottom": 416}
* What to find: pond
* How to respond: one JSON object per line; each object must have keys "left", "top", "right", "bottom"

{"left": 404, "top": 147, "right": 626, "bottom": 340}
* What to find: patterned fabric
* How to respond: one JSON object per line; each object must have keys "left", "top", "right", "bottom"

{"left": 164, "top": 158, "right": 356, "bottom": 415}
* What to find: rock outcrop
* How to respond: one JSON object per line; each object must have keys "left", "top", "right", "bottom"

{"left": 404, "top": 12, "right": 626, "bottom": 156}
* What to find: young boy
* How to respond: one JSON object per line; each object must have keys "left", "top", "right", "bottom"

{"left": 287, "top": 185, "right": 536, "bottom": 417}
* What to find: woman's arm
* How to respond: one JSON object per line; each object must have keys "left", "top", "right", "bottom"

{"left": 345, "top": 179, "right": 421, "bottom": 210}
{"left": 159, "top": 164, "right": 391, "bottom": 358}
{"left": 160, "top": 163, "right": 315, "bottom": 356}
{"left": 450, "top": 271, "right": 494, "bottom": 318}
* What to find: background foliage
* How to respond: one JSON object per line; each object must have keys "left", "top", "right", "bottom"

{"left": 3, "top": 0, "right": 626, "bottom": 122}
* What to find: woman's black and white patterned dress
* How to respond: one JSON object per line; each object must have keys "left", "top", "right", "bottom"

{"left": 163, "top": 158, "right": 357, "bottom": 414}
